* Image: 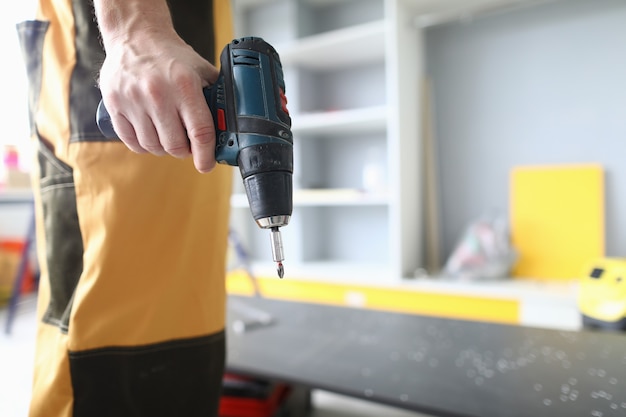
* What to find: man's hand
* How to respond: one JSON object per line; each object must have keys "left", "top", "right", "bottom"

{"left": 95, "top": 0, "right": 218, "bottom": 173}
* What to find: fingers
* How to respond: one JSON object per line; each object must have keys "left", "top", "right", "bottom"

{"left": 144, "top": 103, "right": 190, "bottom": 159}
{"left": 122, "top": 114, "right": 167, "bottom": 156}
{"left": 179, "top": 90, "right": 216, "bottom": 173}
{"left": 108, "top": 113, "right": 145, "bottom": 154}
{"left": 105, "top": 86, "right": 215, "bottom": 172}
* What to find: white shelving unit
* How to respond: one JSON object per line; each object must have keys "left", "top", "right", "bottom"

{"left": 278, "top": 20, "right": 386, "bottom": 70}
{"left": 229, "top": 0, "right": 547, "bottom": 283}
{"left": 291, "top": 106, "right": 387, "bottom": 137}
{"left": 0, "top": 188, "right": 33, "bottom": 240}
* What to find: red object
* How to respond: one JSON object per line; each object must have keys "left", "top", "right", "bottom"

{"left": 217, "top": 108, "right": 227, "bottom": 131}
{"left": 0, "top": 240, "right": 35, "bottom": 294}
{"left": 279, "top": 88, "right": 289, "bottom": 115}
{"left": 219, "top": 374, "right": 290, "bottom": 417}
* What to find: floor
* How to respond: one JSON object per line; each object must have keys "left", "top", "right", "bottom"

{"left": 0, "top": 296, "right": 430, "bottom": 417}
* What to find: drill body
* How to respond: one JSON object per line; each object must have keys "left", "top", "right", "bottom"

{"left": 96, "top": 37, "right": 293, "bottom": 277}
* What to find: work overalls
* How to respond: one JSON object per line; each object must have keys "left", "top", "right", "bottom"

{"left": 17, "top": 1, "right": 234, "bottom": 415}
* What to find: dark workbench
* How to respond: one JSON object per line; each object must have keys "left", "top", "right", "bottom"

{"left": 226, "top": 295, "right": 626, "bottom": 417}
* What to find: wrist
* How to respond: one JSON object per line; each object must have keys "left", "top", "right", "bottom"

{"left": 94, "top": 0, "right": 178, "bottom": 51}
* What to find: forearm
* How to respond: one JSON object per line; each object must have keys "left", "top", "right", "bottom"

{"left": 93, "top": 0, "right": 178, "bottom": 50}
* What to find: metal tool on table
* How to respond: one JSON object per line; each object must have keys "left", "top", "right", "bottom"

{"left": 228, "top": 229, "right": 275, "bottom": 333}
{"left": 96, "top": 37, "right": 293, "bottom": 278}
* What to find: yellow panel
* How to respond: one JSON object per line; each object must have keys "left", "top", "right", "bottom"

{"left": 227, "top": 271, "right": 520, "bottom": 325}
{"left": 510, "top": 164, "right": 605, "bottom": 280}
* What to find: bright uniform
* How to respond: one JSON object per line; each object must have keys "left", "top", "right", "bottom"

{"left": 17, "top": 1, "right": 234, "bottom": 416}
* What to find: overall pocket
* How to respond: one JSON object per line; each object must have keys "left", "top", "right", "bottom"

{"left": 18, "top": 20, "right": 84, "bottom": 333}
{"left": 37, "top": 143, "right": 83, "bottom": 333}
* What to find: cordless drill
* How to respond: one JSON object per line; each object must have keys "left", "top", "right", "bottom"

{"left": 96, "top": 37, "right": 293, "bottom": 278}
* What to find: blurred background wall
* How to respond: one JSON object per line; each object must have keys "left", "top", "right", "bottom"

{"left": 425, "top": 0, "right": 626, "bottom": 260}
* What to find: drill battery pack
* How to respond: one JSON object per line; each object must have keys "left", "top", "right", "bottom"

{"left": 219, "top": 373, "right": 291, "bottom": 417}
{"left": 578, "top": 258, "right": 626, "bottom": 331}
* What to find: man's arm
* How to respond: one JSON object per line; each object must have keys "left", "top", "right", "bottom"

{"left": 94, "top": 0, "right": 218, "bottom": 173}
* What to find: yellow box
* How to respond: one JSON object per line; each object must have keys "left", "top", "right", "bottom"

{"left": 510, "top": 164, "right": 604, "bottom": 280}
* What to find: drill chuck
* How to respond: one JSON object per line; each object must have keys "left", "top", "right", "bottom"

{"left": 257, "top": 216, "right": 290, "bottom": 229}
{"left": 240, "top": 145, "right": 291, "bottom": 278}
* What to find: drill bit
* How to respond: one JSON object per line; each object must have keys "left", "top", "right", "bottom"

{"left": 270, "top": 227, "right": 285, "bottom": 278}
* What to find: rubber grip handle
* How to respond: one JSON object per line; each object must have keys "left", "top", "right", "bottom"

{"left": 96, "top": 99, "right": 117, "bottom": 139}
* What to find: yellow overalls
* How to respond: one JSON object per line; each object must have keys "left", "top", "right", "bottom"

{"left": 17, "top": 1, "right": 234, "bottom": 415}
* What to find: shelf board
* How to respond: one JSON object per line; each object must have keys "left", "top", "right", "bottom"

{"left": 410, "top": 0, "right": 553, "bottom": 27}
{"left": 231, "top": 188, "right": 389, "bottom": 208}
{"left": 292, "top": 106, "right": 387, "bottom": 137}
{"left": 295, "top": 189, "right": 388, "bottom": 206}
{"left": 241, "top": 260, "right": 395, "bottom": 285}
{"left": 0, "top": 187, "right": 33, "bottom": 205}
{"left": 232, "top": 0, "right": 276, "bottom": 10}
{"left": 235, "top": 0, "right": 362, "bottom": 10}
{"left": 278, "top": 20, "right": 386, "bottom": 70}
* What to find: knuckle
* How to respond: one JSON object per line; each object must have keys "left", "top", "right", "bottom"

{"left": 173, "top": 70, "right": 198, "bottom": 91}
{"left": 163, "top": 143, "right": 191, "bottom": 158}
{"left": 142, "top": 143, "right": 160, "bottom": 151}
{"left": 187, "top": 124, "right": 215, "bottom": 145}
{"left": 144, "top": 80, "right": 166, "bottom": 104}
{"left": 139, "top": 141, "right": 166, "bottom": 155}
{"left": 102, "top": 93, "right": 126, "bottom": 118}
